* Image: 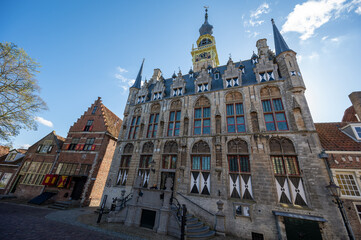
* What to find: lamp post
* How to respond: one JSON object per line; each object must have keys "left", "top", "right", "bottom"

{"left": 325, "top": 181, "right": 355, "bottom": 240}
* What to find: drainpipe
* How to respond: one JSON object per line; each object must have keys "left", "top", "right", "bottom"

{"left": 41, "top": 149, "right": 61, "bottom": 194}
{"left": 319, "top": 150, "right": 355, "bottom": 240}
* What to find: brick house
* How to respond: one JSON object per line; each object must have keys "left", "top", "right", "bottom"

{"left": 315, "top": 91, "right": 361, "bottom": 239}
{"left": 14, "top": 131, "right": 64, "bottom": 199}
{"left": 0, "top": 149, "right": 26, "bottom": 195}
{"left": 44, "top": 97, "right": 122, "bottom": 207}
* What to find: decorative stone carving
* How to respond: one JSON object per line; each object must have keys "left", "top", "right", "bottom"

{"left": 225, "top": 91, "right": 243, "bottom": 103}
{"left": 164, "top": 141, "right": 178, "bottom": 153}
{"left": 170, "top": 100, "right": 182, "bottom": 110}
{"left": 195, "top": 96, "right": 211, "bottom": 107}
{"left": 227, "top": 139, "right": 248, "bottom": 153}
{"left": 192, "top": 140, "right": 210, "bottom": 153}
{"left": 142, "top": 141, "right": 154, "bottom": 153}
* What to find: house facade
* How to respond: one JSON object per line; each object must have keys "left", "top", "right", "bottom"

{"left": 44, "top": 97, "right": 122, "bottom": 206}
{"left": 102, "top": 11, "right": 347, "bottom": 239}
{"left": 315, "top": 91, "right": 361, "bottom": 239}
{"left": 14, "top": 131, "right": 64, "bottom": 199}
{"left": 0, "top": 148, "right": 26, "bottom": 195}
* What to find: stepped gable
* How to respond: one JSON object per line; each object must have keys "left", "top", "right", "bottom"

{"left": 315, "top": 122, "right": 361, "bottom": 151}
{"left": 342, "top": 106, "right": 358, "bottom": 122}
{"left": 101, "top": 104, "right": 122, "bottom": 139}
{"left": 67, "top": 97, "right": 122, "bottom": 138}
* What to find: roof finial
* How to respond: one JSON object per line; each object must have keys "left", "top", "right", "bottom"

{"left": 130, "top": 58, "right": 145, "bottom": 89}
{"left": 204, "top": 6, "right": 209, "bottom": 22}
{"left": 271, "top": 18, "right": 275, "bottom": 25}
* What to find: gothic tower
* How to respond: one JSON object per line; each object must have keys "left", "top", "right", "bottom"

{"left": 191, "top": 9, "right": 219, "bottom": 72}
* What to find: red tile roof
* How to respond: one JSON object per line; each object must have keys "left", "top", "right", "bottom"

{"left": 315, "top": 122, "right": 361, "bottom": 151}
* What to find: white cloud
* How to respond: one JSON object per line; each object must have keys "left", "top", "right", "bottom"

{"left": 34, "top": 116, "right": 53, "bottom": 127}
{"left": 297, "top": 55, "right": 303, "bottom": 63}
{"left": 244, "top": 2, "right": 270, "bottom": 27}
{"left": 355, "top": 6, "right": 361, "bottom": 13}
{"left": 19, "top": 144, "right": 31, "bottom": 149}
{"left": 331, "top": 37, "right": 340, "bottom": 42}
{"left": 322, "top": 36, "right": 329, "bottom": 41}
{"left": 283, "top": 0, "right": 361, "bottom": 40}
{"left": 115, "top": 67, "right": 135, "bottom": 88}
{"left": 308, "top": 52, "right": 320, "bottom": 59}
{"left": 251, "top": 3, "right": 270, "bottom": 19}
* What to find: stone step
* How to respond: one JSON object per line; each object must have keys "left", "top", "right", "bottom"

{"left": 186, "top": 226, "right": 210, "bottom": 236}
{"left": 48, "top": 205, "right": 68, "bottom": 210}
{"left": 187, "top": 230, "right": 216, "bottom": 239}
{"left": 186, "top": 217, "right": 199, "bottom": 225}
{"left": 187, "top": 222, "right": 203, "bottom": 229}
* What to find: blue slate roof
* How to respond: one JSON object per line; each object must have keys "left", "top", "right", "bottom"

{"left": 143, "top": 59, "right": 258, "bottom": 102}
{"left": 131, "top": 59, "right": 144, "bottom": 89}
{"left": 272, "top": 19, "right": 291, "bottom": 56}
{"left": 199, "top": 10, "right": 213, "bottom": 36}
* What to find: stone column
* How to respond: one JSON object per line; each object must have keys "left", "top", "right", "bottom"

{"left": 215, "top": 200, "right": 226, "bottom": 236}
{"left": 124, "top": 176, "right": 141, "bottom": 227}
{"left": 157, "top": 177, "right": 173, "bottom": 234}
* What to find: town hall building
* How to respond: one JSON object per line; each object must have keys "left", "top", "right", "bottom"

{"left": 102, "top": 10, "right": 348, "bottom": 239}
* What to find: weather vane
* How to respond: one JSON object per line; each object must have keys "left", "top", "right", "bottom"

{"left": 204, "top": 6, "right": 209, "bottom": 12}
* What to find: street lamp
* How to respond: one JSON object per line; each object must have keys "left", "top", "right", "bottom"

{"left": 325, "top": 181, "right": 355, "bottom": 240}
{"left": 150, "top": 159, "right": 156, "bottom": 173}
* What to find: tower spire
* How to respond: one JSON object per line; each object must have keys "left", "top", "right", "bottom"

{"left": 199, "top": 7, "right": 213, "bottom": 36}
{"left": 130, "top": 58, "right": 144, "bottom": 89}
{"left": 272, "top": 19, "right": 291, "bottom": 56}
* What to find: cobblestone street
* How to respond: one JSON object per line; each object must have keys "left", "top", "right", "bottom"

{"left": 0, "top": 202, "right": 125, "bottom": 240}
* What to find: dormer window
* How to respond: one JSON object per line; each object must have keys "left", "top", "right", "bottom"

{"left": 241, "top": 68, "right": 245, "bottom": 74}
{"left": 267, "top": 71, "right": 275, "bottom": 81}
{"left": 259, "top": 72, "right": 274, "bottom": 82}
{"left": 5, "top": 153, "right": 17, "bottom": 162}
{"left": 153, "top": 92, "right": 162, "bottom": 100}
{"left": 198, "top": 84, "right": 202, "bottom": 93}
{"left": 208, "top": 69, "right": 212, "bottom": 74}
{"left": 178, "top": 88, "right": 183, "bottom": 96}
{"left": 252, "top": 58, "right": 258, "bottom": 64}
{"left": 226, "top": 78, "right": 239, "bottom": 88}
{"left": 190, "top": 73, "right": 193, "bottom": 78}
{"left": 137, "top": 96, "right": 145, "bottom": 104}
{"left": 291, "top": 71, "right": 296, "bottom": 76}
{"left": 354, "top": 126, "right": 361, "bottom": 139}
{"left": 173, "top": 89, "right": 178, "bottom": 97}
{"left": 214, "top": 73, "right": 219, "bottom": 80}
{"left": 204, "top": 83, "right": 208, "bottom": 91}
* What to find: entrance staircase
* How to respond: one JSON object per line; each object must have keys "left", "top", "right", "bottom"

{"left": 186, "top": 213, "right": 215, "bottom": 239}
{"left": 48, "top": 201, "right": 73, "bottom": 210}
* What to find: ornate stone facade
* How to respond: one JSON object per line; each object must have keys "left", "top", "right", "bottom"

{"left": 103, "top": 12, "right": 347, "bottom": 239}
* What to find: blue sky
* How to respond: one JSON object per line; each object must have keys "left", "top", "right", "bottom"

{"left": 1, "top": 0, "right": 361, "bottom": 149}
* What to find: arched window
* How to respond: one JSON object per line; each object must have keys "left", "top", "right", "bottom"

{"left": 128, "top": 107, "right": 142, "bottom": 139}
{"left": 227, "top": 139, "right": 253, "bottom": 200}
{"left": 270, "top": 137, "right": 307, "bottom": 206}
{"left": 225, "top": 92, "right": 245, "bottom": 133}
{"left": 260, "top": 86, "right": 288, "bottom": 131}
{"left": 161, "top": 141, "right": 178, "bottom": 189}
{"left": 194, "top": 96, "right": 211, "bottom": 135}
{"left": 147, "top": 104, "right": 160, "bottom": 138}
{"left": 139, "top": 142, "right": 154, "bottom": 188}
{"left": 168, "top": 100, "right": 182, "bottom": 137}
{"left": 116, "top": 143, "right": 134, "bottom": 186}
{"left": 190, "top": 141, "right": 211, "bottom": 195}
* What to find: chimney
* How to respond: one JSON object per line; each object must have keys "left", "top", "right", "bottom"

{"left": 349, "top": 91, "right": 361, "bottom": 122}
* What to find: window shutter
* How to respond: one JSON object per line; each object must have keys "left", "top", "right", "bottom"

{"left": 80, "top": 144, "right": 85, "bottom": 150}
{"left": 36, "top": 145, "right": 42, "bottom": 153}
{"left": 65, "top": 144, "right": 70, "bottom": 150}
{"left": 47, "top": 145, "right": 53, "bottom": 153}
{"left": 91, "top": 145, "right": 96, "bottom": 151}
{"left": 83, "top": 126, "right": 86, "bottom": 131}
{"left": 75, "top": 145, "right": 79, "bottom": 150}
{"left": 89, "top": 125, "right": 93, "bottom": 131}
